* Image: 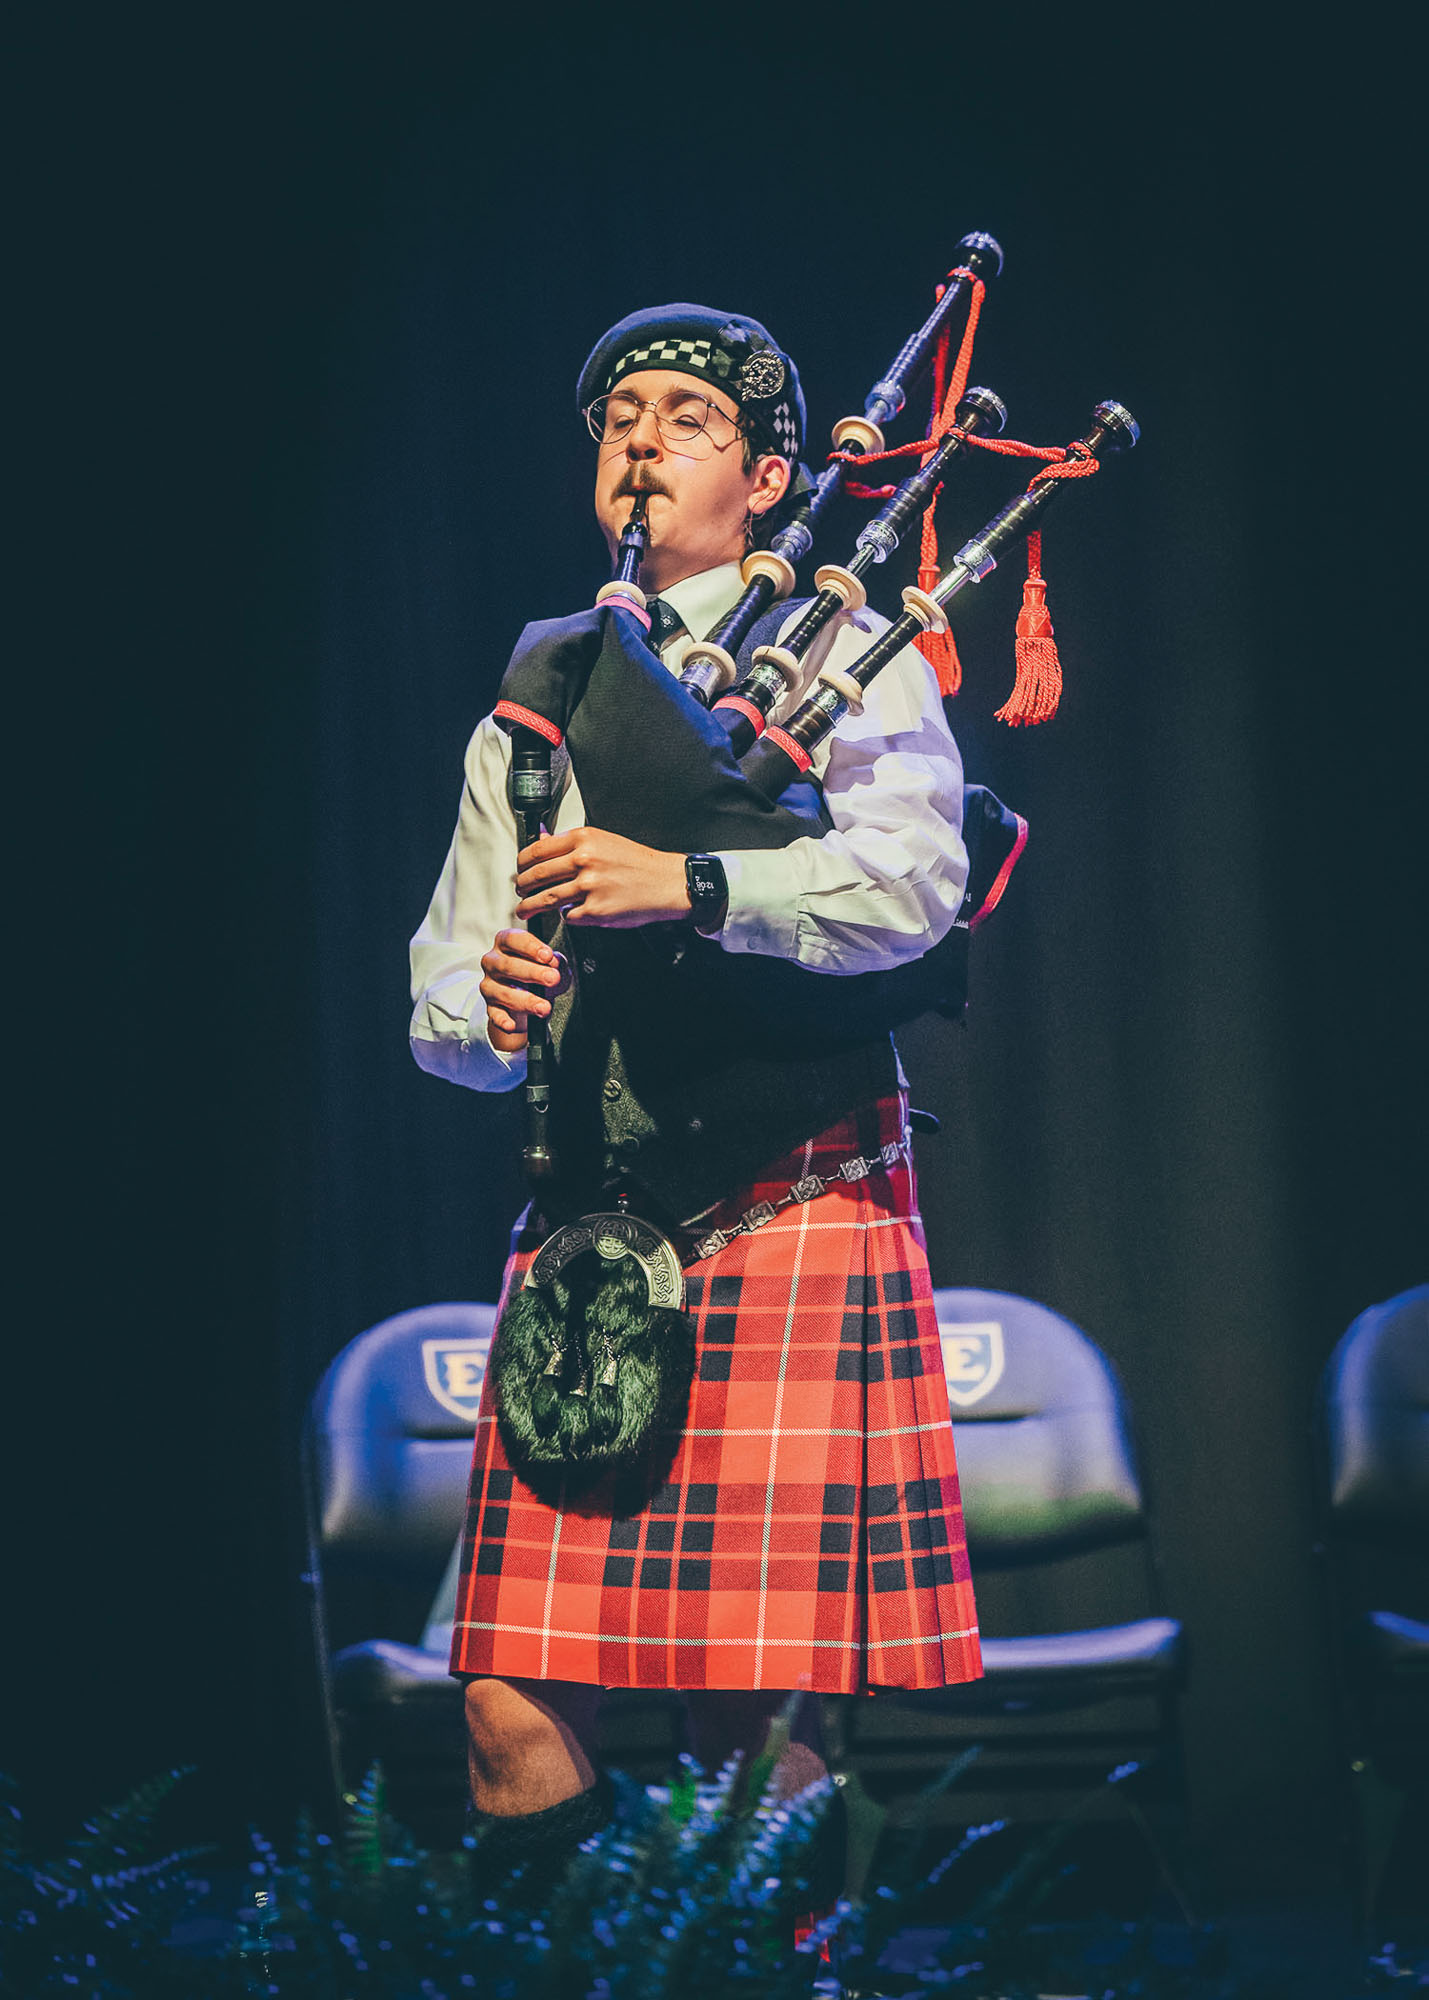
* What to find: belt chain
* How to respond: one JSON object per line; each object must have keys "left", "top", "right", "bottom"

{"left": 690, "top": 1135, "right": 911, "bottom": 1262}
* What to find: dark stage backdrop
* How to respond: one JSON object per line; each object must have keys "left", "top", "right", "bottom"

{"left": 13, "top": 7, "right": 1424, "bottom": 1898}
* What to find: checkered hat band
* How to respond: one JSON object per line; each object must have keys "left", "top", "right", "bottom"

{"left": 606, "top": 339, "right": 722, "bottom": 388}
{"left": 605, "top": 341, "right": 799, "bottom": 460}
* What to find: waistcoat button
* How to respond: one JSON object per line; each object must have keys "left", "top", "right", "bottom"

{"left": 603, "top": 1078, "right": 623, "bottom": 1101}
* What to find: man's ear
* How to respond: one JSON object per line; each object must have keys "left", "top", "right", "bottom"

{"left": 749, "top": 454, "right": 791, "bottom": 518}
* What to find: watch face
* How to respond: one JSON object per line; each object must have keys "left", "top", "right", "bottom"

{"left": 686, "top": 855, "right": 726, "bottom": 927}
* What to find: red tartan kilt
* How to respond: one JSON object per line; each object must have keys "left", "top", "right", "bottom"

{"left": 450, "top": 1093, "right": 981, "bottom": 1694}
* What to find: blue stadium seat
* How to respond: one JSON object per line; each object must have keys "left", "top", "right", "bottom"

{"left": 306, "top": 1302, "right": 496, "bottom": 1840}
{"left": 838, "top": 1289, "right": 1187, "bottom": 1826}
{"left": 1317, "top": 1284, "right": 1429, "bottom": 1930}
{"left": 306, "top": 1300, "right": 685, "bottom": 1840}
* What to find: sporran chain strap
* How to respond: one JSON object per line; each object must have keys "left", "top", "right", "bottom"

{"left": 691, "top": 1134, "right": 912, "bottom": 1261}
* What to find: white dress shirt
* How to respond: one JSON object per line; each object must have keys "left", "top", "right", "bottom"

{"left": 410, "top": 560, "right": 967, "bottom": 1092}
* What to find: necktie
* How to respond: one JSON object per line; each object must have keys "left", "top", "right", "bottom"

{"left": 646, "top": 597, "right": 685, "bottom": 651}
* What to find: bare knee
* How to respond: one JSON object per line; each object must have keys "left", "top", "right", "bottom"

{"left": 686, "top": 1690, "right": 827, "bottom": 1799}
{"left": 463, "top": 1677, "right": 600, "bottom": 1815}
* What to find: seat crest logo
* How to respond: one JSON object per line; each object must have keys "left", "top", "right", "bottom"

{"left": 938, "top": 1320, "right": 1005, "bottom": 1407}
{"left": 422, "top": 1337, "right": 490, "bottom": 1422}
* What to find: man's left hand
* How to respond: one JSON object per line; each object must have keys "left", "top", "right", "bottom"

{"left": 515, "top": 829, "right": 692, "bottom": 929}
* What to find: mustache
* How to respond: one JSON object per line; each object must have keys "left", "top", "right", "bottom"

{"left": 615, "top": 470, "right": 672, "bottom": 501}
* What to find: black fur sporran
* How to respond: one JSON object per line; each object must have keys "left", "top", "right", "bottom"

{"left": 493, "top": 1242, "right": 695, "bottom": 1475}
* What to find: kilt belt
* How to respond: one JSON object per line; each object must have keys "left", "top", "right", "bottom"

{"left": 689, "top": 1136, "right": 912, "bottom": 1262}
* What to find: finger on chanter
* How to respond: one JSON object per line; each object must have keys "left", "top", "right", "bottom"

{"left": 516, "top": 830, "right": 577, "bottom": 866}
{"left": 514, "top": 883, "right": 583, "bottom": 921}
{"left": 515, "top": 858, "right": 582, "bottom": 897}
{"left": 483, "top": 931, "right": 562, "bottom": 978}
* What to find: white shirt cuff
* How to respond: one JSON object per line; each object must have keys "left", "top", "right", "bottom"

{"left": 715, "top": 847, "right": 800, "bottom": 959}
{"left": 410, "top": 998, "right": 527, "bottom": 1093}
{"left": 477, "top": 1016, "right": 528, "bottom": 1083}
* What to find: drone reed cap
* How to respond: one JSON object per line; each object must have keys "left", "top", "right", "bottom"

{"left": 1094, "top": 401, "right": 1140, "bottom": 450}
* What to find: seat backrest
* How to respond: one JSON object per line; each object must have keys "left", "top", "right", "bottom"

{"left": 933, "top": 1288, "right": 1145, "bottom": 1568}
{"left": 1321, "top": 1284, "right": 1429, "bottom": 1552}
{"left": 309, "top": 1303, "right": 495, "bottom": 1607}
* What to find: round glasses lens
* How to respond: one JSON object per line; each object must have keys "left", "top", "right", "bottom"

{"left": 585, "top": 390, "right": 737, "bottom": 445}
{"left": 586, "top": 396, "right": 629, "bottom": 442}
{"left": 654, "top": 392, "right": 712, "bottom": 441}
{"left": 601, "top": 394, "right": 644, "bottom": 442}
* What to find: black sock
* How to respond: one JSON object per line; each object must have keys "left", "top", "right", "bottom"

{"left": 806, "top": 1783, "right": 848, "bottom": 1909}
{"left": 468, "top": 1770, "right": 616, "bottom": 1909}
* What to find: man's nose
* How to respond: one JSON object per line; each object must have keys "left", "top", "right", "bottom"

{"left": 624, "top": 408, "right": 663, "bottom": 460}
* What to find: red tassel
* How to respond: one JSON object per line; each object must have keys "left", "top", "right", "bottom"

{"left": 913, "top": 558, "right": 963, "bottom": 697}
{"left": 909, "top": 269, "right": 985, "bottom": 703}
{"left": 996, "top": 531, "right": 1062, "bottom": 725}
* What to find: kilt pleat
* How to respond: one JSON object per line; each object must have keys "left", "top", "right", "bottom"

{"left": 450, "top": 1094, "right": 981, "bottom": 1693}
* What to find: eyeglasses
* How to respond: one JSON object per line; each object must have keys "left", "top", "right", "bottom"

{"left": 584, "top": 388, "right": 742, "bottom": 447}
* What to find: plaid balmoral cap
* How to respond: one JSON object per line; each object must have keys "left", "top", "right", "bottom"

{"left": 576, "top": 303, "right": 805, "bottom": 462}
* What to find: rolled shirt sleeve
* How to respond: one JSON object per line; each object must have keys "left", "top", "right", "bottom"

{"left": 715, "top": 602, "right": 968, "bottom": 974}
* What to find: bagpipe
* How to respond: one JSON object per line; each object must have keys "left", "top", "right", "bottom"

{"left": 490, "top": 245, "right": 1140, "bottom": 1480}
{"left": 673, "top": 229, "right": 1005, "bottom": 708}
{"left": 691, "top": 381, "right": 1007, "bottom": 745}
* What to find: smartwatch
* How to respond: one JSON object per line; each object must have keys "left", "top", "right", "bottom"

{"left": 684, "top": 853, "right": 729, "bottom": 936}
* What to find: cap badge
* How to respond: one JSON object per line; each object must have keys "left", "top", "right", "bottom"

{"left": 737, "top": 349, "right": 786, "bottom": 402}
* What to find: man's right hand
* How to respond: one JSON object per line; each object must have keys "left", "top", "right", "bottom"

{"left": 480, "top": 928, "right": 569, "bottom": 1054}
